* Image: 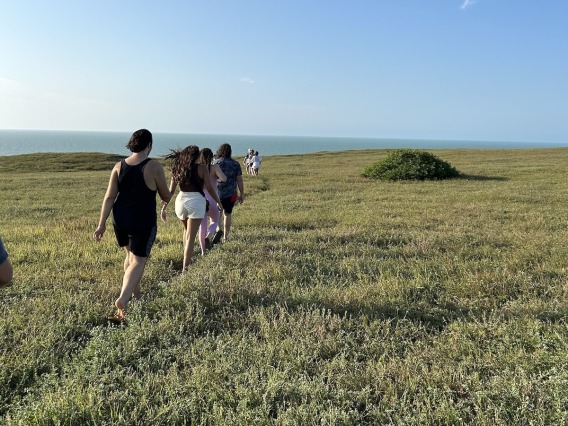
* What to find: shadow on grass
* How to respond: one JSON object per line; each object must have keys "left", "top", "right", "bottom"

{"left": 175, "top": 279, "right": 566, "bottom": 348}
{"left": 167, "top": 282, "right": 471, "bottom": 337}
{"left": 458, "top": 174, "right": 509, "bottom": 182}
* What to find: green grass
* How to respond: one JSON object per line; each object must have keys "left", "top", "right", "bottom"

{"left": 1, "top": 148, "right": 567, "bottom": 425}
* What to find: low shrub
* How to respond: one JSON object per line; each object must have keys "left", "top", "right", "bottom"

{"left": 363, "top": 149, "right": 461, "bottom": 181}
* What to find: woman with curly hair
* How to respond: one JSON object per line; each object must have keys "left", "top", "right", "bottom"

{"left": 163, "top": 145, "right": 223, "bottom": 271}
{"left": 198, "top": 148, "right": 226, "bottom": 251}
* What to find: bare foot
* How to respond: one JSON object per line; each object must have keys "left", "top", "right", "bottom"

{"left": 114, "top": 299, "right": 127, "bottom": 320}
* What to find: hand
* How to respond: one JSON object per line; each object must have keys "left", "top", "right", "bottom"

{"left": 238, "top": 194, "right": 244, "bottom": 204}
{"left": 160, "top": 207, "right": 167, "bottom": 223}
{"left": 93, "top": 224, "right": 106, "bottom": 242}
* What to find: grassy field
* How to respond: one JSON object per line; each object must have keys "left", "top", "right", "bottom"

{"left": 0, "top": 148, "right": 567, "bottom": 425}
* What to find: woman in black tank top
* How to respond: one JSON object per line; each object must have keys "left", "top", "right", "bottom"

{"left": 112, "top": 158, "right": 157, "bottom": 230}
{"left": 164, "top": 146, "right": 223, "bottom": 271}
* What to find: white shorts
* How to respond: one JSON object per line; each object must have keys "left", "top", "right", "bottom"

{"left": 175, "top": 191, "right": 206, "bottom": 220}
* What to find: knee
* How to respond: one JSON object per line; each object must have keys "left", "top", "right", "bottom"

{"left": 129, "top": 254, "right": 147, "bottom": 267}
{"left": 0, "top": 261, "right": 13, "bottom": 287}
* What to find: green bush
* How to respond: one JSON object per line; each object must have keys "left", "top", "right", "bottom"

{"left": 363, "top": 149, "right": 461, "bottom": 181}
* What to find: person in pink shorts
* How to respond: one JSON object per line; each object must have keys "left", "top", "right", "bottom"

{"left": 197, "top": 148, "right": 226, "bottom": 252}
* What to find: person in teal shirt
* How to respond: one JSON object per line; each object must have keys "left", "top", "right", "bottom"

{"left": 214, "top": 143, "right": 245, "bottom": 243}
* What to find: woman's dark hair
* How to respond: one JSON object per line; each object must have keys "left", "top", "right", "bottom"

{"left": 164, "top": 145, "right": 200, "bottom": 184}
{"left": 126, "top": 129, "right": 153, "bottom": 153}
{"left": 216, "top": 143, "right": 232, "bottom": 159}
{"left": 199, "top": 148, "right": 214, "bottom": 167}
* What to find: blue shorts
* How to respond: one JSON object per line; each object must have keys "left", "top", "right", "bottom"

{"left": 0, "top": 237, "right": 8, "bottom": 265}
{"left": 113, "top": 224, "right": 157, "bottom": 258}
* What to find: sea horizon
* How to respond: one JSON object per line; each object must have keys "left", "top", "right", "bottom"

{"left": 0, "top": 129, "right": 566, "bottom": 157}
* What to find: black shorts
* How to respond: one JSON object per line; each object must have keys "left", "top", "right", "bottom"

{"left": 113, "top": 224, "right": 157, "bottom": 258}
{"left": 220, "top": 194, "right": 238, "bottom": 215}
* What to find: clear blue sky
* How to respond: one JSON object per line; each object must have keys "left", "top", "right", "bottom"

{"left": 0, "top": 1, "right": 566, "bottom": 143}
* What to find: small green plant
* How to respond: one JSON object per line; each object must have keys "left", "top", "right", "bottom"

{"left": 363, "top": 149, "right": 461, "bottom": 181}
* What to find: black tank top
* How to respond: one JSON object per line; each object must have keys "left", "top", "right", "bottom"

{"left": 112, "top": 158, "right": 157, "bottom": 229}
{"left": 179, "top": 165, "right": 205, "bottom": 196}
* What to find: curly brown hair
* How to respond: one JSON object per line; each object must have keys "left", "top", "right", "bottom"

{"left": 164, "top": 145, "right": 200, "bottom": 184}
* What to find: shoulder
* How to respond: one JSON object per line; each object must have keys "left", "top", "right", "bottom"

{"left": 146, "top": 159, "right": 165, "bottom": 172}
{"left": 233, "top": 160, "right": 243, "bottom": 174}
{"left": 141, "top": 160, "right": 165, "bottom": 181}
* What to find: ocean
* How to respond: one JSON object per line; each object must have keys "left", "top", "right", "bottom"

{"left": 0, "top": 129, "right": 565, "bottom": 157}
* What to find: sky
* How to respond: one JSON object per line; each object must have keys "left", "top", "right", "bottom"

{"left": 0, "top": 1, "right": 566, "bottom": 143}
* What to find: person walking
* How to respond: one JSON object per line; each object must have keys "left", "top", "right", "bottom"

{"left": 198, "top": 148, "right": 226, "bottom": 252}
{"left": 214, "top": 143, "right": 244, "bottom": 243}
{"left": 243, "top": 150, "right": 251, "bottom": 175}
{"left": 163, "top": 145, "right": 223, "bottom": 271}
{"left": 251, "top": 151, "right": 262, "bottom": 176}
{"left": 0, "top": 236, "right": 13, "bottom": 287}
{"left": 93, "top": 129, "right": 172, "bottom": 322}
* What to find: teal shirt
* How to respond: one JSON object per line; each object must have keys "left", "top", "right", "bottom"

{"left": 216, "top": 157, "right": 242, "bottom": 199}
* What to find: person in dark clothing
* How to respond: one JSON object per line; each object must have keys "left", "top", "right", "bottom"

{"left": 93, "top": 129, "right": 172, "bottom": 321}
{"left": 162, "top": 145, "right": 223, "bottom": 272}
{"left": 214, "top": 143, "right": 244, "bottom": 242}
{"left": 0, "top": 236, "right": 13, "bottom": 287}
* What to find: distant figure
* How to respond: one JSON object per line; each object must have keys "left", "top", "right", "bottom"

{"left": 252, "top": 151, "right": 262, "bottom": 176}
{"left": 243, "top": 151, "right": 250, "bottom": 173}
{"left": 93, "top": 129, "right": 172, "bottom": 322}
{"left": 163, "top": 145, "right": 223, "bottom": 271}
{"left": 0, "top": 236, "right": 13, "bottom": 287}
{"left": 215, "top": 143, "right": 244, "bottom": 242}
{"left": 243, "top": 149, "right": 254, "bottom": 175}
{"left": 198, "top": 148, "right": 226, "bottom": 252}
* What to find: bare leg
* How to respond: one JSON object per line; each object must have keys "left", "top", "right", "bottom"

{"left": 181, "top": 219, "right": 188, "bottom": 250}
{"left": 198, "top": 214, "right": 208, "bottom": 255}
{"left": 120, "top": 247, "right": 140, "bottom": 300}
{"left": 123, "top": 247, "right": 131, "bottom": 272}
{"left": 115, "top": 251, "right": 148, "bottom": 319}
{"left": 208, "top": 204, "right": 220, "bottom": 238}
{"left": 131, "top": 257, "right": 142, "bottom": 300}
{"left": 182, "top": 218, "right": 202, "bottom": 271}
{"left": 223, "top": 212, "right": 232, "bottom": 242}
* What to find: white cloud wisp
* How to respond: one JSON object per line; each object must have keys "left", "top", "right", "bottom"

{"left": 461, "top": 0, "right": 477, "bottom": 10}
